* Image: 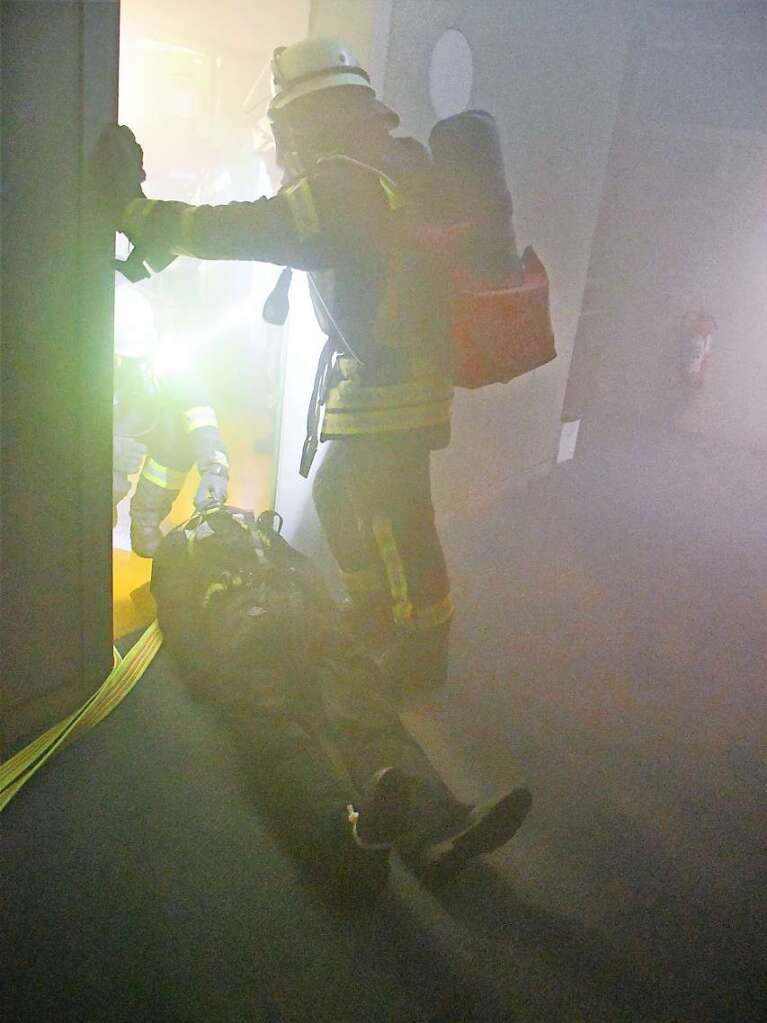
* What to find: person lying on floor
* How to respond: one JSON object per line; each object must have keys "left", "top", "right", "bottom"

{"left": 150, "top": 505, "right": 531, "bottom": 903}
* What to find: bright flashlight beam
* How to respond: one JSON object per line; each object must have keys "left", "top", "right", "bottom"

{"left": 148, "top": 296, "right": 262, "bottom": 378}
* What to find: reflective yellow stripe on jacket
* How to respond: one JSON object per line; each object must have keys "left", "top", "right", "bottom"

{"left": 140, "top": 458, "right": 187, "bottom": 490}
{"left": 322, "top": 376, "right": 453, "bottom": 438}
{"left": 182, "top": 405, "right": 219, "bottom": 432}
{"left": 286, "top": 170, "right": 454, "bottom": 440}
{"left": 284, "top": 178, "right": 320, "bottom": 241}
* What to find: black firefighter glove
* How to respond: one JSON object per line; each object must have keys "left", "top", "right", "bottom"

{"left": 194, "top": 464, "right": 229, "bottom": 511}
{"left": 94, "top": 124, "right": 176, "bottom": 282}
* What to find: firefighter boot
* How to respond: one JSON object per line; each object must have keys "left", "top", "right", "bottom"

{"left": 399, "top": 787, "right": 532, "bottom": 889}
{"left": 130, "top": 477, "right": 179, "bottom": 558}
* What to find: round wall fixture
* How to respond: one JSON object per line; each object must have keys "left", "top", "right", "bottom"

{"left": 428, "top": 28, "right": 474, "bottom": 120}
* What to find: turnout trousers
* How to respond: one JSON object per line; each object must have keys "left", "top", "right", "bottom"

{"left": 313, "top": 435, "right": 453, "bottom": 634}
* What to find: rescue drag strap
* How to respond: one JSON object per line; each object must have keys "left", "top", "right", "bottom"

{"left": 0, "top": 620, "right": 163, "bottom": 812}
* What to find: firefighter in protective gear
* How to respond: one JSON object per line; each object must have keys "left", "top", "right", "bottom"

{"left": 106, "top": 36, "right": 492, "bottom": 685}
{"left": 113, "top": 286, "right": 231, "bottom": 557}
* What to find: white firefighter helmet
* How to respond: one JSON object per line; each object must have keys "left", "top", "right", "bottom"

{"left": 264, "top": 36, "right": 373, "bottom": 116}
{"left": 243, "top": 36, "right": 396, "bottom": 177}
{"left": 114, "top": 285, "right": 158, "bottom": 360}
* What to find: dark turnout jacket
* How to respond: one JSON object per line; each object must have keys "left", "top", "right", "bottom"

{"left": 121, "top": 135, "right": 454, "bottom": 454}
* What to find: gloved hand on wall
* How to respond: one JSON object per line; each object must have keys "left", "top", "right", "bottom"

{"left": 95, "top": 124, "right": 177, "bottom": 281}
{"left": 95, "top": 124, "right": 147, "bottom": 224}
{"left": 194, "top": 466, "right": 229, "bottom": 510}
{"left": 113, "top": 436, "right": 147, "bottom": 475}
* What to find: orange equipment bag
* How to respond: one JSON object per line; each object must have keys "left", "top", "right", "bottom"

{"left": 451, "top": 245, "right": 556, "bottom": 390}
{"left": 425, "top": 111, "right": 556, "bottom": 389}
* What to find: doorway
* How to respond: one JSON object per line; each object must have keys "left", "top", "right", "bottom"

{"left": 112, "top": 0, "right": 311, "bottom": 638}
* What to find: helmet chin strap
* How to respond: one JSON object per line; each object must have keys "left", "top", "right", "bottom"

{"left": 280, "top": 148, "right": 306, "bottom": 184}
{"left": 272, "top": 116, "right": 307, "bottom": 182}
{"left": 276, "top": 123, "right": 334, "bottom": 184}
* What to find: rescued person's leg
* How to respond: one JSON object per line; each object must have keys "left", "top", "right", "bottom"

{"left": 398, "top": 788, "right": 533, "bottom": 889}
{"left": 188, "top": 663, "right": 410, "bottom": 902}
{"left": 317, "top": 652, "right": 468, "bottom": 837}
{"left": 317, "top": 651, "right": 532, "bottom": 887}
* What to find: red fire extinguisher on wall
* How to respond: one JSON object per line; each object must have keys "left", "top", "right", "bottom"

{"left": 679, "top": 311, "right": 717, "bottom": 388}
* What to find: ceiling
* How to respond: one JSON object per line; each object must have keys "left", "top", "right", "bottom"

{"left": 121, "top": 0, "right": 311, "bottom": 63}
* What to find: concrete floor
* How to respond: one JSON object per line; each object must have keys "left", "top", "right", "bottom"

{"left": 4, "top": 420, "right": 766, "bottom": 1022}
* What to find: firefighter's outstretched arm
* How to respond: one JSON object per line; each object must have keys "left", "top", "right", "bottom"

{"left": 119, "top": 192, "right": 306, "bottom": 268}
{"left": 98, "top": 124, "right": 391, "bottom": 277}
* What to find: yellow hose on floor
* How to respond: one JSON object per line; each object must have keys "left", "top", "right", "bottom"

{"left": 0, "top": 620, "right": 163, "bottom": 812}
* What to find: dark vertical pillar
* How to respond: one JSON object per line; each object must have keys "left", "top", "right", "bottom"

{"left": 1, "top": 1, "right": 120, "bottom": 753}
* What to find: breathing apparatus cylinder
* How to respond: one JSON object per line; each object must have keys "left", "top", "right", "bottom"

{"left": 428, "top": 110, "right": 522, "bottom": 288}
{"left": 425, "top": 111, "right": 555, "bottom": 388}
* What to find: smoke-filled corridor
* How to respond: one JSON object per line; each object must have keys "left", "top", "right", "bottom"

{"left": 6, "top": 419, "right": 765, "bottom": 1022}
{"left": 3, "top": 3, "right": 767, "bottom": 1021}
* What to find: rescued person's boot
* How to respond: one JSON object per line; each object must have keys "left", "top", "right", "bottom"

{"left": 349, "top": 766, "right": 413, "bottom": 849}
{"left": 400, "top": 787, "right": 532, "bottom": 889}
{"left": 334, "top": 766, "right": 412, "bottom": 905}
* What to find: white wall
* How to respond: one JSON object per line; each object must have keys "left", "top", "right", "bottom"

{"left": 273, "top": 273, "right": 330, "bottom": 550}
{"left": 380, "top": 0, "right": 637, "bottom": 515}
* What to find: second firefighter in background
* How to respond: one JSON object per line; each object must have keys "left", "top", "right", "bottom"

{"left": 112, "top": 284, "right": 230, "bottom": 558}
